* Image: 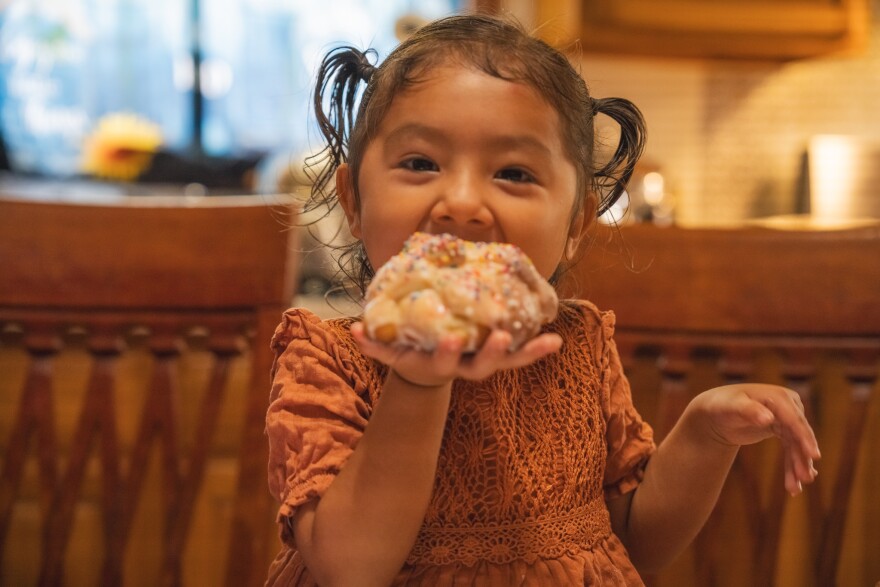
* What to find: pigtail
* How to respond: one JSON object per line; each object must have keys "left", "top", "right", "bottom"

{"left": 295, "top": 46, "right": 377, "bottom": 303}
{"left": 591, "top": 97, "right": 647, "bottom": 216}
{"left": 306, "top": 46, "right": 377, "bottom": 204}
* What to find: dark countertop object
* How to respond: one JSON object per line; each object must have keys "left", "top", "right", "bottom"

{"left": 0, "top": 171, "right": 258, "bottom": 203}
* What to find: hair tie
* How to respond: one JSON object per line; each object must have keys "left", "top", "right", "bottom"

{"left": 591, "top": 97, "right": 602, "bottom": 118}
{"left": 356, "top": 51, "right": 377, "bottom": 82}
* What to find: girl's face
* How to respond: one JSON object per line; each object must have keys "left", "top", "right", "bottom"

{"left": 337, "top": 64, "right": 589, "bottom": 279}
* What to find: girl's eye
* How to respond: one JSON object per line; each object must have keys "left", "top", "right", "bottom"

{"left": 402, "top": 157, "right": 438, "bottom": 172}
{"left": 496, "top": 168, "right": 535, "bottom": 183}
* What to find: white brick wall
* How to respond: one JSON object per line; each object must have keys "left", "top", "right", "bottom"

{"left": 578, "top": 3, "right": 880, "bottom": 226}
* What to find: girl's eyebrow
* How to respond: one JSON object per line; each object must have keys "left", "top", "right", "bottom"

{"left": 383, "top": 123, "right": 449, "bottom": 153}
{"left": 383, "top": 123, "right": 553, "bottom": 159}
{"left": 486, "top": 135, "right": 553, "bottom": 159}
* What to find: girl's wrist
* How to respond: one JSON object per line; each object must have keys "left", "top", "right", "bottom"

{"left": 387, "top": 368, "right": 453, "bottom": 392}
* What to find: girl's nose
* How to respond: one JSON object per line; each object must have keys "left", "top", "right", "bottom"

{"left": 430, "top": 177, "right": 493, "bottom": 232}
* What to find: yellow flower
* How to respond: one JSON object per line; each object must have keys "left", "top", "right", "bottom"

{"left": 81, "top": 113, "right": 163, "bottom": 181}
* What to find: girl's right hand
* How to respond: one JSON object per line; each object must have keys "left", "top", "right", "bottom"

{"left": 350, "top": 322, "right": 563, "bottom": 387}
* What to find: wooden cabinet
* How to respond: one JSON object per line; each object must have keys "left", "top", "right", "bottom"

{"left": 532, "top": 0, "right": 871, "bottom": 59}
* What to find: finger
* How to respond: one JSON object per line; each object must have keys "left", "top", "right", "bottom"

{"left": 786, "top": 389, "right": 818, "bottom": 452}
{"left": 389, "top": 338, "right": 465, "bottom": 387}
{"left": 459, "top": 330, "right": 512, "bottom": 380}
{"left": 351, "top": 322, "right": 403, "bottom": 363}
{"left": 744, "top": 399, "right": 775, "bottom": 428}
{"left": 473, "top": 333, "right": 561, "bottom": 376}
{"left": 350, "top": 321, "right": 366, "bottom": 342}
{"left": 759, "top": 393, "right": 821, "bottom": 460}
{"left": 725, "top": 393, "right": 775, "bottom": 440}
{"left": 432, "top": 334, "right": 465, "bottom": 376}
{"left": 350, "top": 322, "right": 388, "bottom": 358}
{"left": 789, "top": 479, "right": 802, "bottom": 497}
{"left": 796, "top": 439, "right": 817, "bottom": 481}
{"left": 787, "top": 395, "right": 821, "bottom": 462}
{"left": 787, "top": 388, "right": 805, "bottom": 413}
{"left": 778, "top": 431, "right": 814, "bottom": 495}
{"left": 784, "top": 449, "right": 802, "bottom": 496}
{"left": 352, "top": 323, "right": 445, "bottom": 383}
{"left": 502, "top": 333, "right": 563, "bottom": 370}
{"left": 773, "top": 420, "right": 817, "bottom": 489}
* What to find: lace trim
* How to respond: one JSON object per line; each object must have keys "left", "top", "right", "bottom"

{"left": 406, "top": 497, "right": 611, "bottom": 566}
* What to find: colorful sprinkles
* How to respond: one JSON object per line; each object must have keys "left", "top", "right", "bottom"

{"left": 363, "top": 232, "right": 557, "bottom": 351}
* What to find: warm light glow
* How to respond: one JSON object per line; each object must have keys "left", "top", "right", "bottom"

{"left": 809, "top": 135, "right": 858, "bottom": 220}
{"left": 642, "top": 171, "right": 665, "bottom": 206}
{"left": 599, "top": 191, "right": 630, "bottom": 224}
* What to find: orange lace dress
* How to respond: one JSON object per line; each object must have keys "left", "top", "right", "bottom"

{"left": 265, "top": 300, "right": 655, "bottom": 586}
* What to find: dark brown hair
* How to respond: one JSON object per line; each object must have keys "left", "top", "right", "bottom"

{"left": 304, "top": 13, "right": 646, "bottom": 295}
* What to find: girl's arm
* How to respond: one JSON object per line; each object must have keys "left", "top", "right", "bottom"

{"left": 608, "top": 384, "right": 820, "bottom": 573}
{"left": 293, "top": 326, "right": 563, "bottom": 587}
{"left": 293, "top": 368, "right": 453, "bottom": 587}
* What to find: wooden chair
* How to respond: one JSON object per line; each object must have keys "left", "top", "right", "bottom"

{"left": 563, "top": 223, "right": 880, "bottom": 587}
{"left": 0, "top": 194, "right": 298, "bottom": 586}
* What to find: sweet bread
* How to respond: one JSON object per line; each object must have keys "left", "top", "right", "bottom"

{"left": 362, "top": 232, "right": 558, "bottom": 352}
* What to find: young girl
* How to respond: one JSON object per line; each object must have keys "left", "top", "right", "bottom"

{"left": 265, "top": 13, "right": 820, "bottom": 586}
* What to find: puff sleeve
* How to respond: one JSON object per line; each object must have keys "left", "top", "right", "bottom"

{"left": 266, "top": 308, "right": 372, "bottom": 544}
{"left": 597, "top": 310, "right": 656, "bottom": 500}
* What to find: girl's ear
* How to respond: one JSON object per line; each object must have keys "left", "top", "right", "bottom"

{"left": 564, "top": 195, "right": 597, "bottom": 261}
{"left": 336, "top": 164, "right": 362, "bottom": 239}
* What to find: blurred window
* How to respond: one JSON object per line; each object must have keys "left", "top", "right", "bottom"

{"left": 0, "top": 0, "right": 464, "bottom": 177}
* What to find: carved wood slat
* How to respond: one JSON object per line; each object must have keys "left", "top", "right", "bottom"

{"left": 224, "top": 307, "right": 287, "bottom": 587}
{"left": 92, "top": 354, "right": 124, "bottom": 587}
{"left": 39, "top": 344, "right": 113, "bottom": 586}
{"left": 654, "top": 343, "right": 693, "bottom": 440}
{"left": 816, "top": 352, "right": 877, "bottom": 586}
{"left": 752, "top": 437, "right": 788, "bottom": 587}
{"left": 0, "top": 350, "right": 56, "bottom": 557}
{"left": 165, "top": 334, "right": 243, "bottom": 586}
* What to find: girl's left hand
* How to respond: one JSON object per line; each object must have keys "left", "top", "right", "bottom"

{"left": 351, "top": 322, "right": 563, "bottom": 387}
{"left": 688, "top": 384, "right": 821, "bottom": 496}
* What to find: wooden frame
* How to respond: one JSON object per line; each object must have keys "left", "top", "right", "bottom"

{"left": 564, "top": 224, "right": 880, "bottom": 586}
{"left": 0, "top": 194, "right": 298, "bottom": 586}
{"left": 533, "top": 0, "right": 872, "bottom": 60}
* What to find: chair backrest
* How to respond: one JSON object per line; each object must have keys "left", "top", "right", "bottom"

{"left": 564, "top": 223, "right": 880, "bottom": 587}
{"left": 0, "top": 194, "right": 297, "bottom": 587}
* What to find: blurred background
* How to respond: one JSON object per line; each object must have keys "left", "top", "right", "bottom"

{"left": 538, "top": 0, "right": 880, "bottom": 227}
{"left": 0, "top": 0, "right": 467, "bottom": 195}
{"left": 2, "top": 0, "right": 879, "bottom": 227}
